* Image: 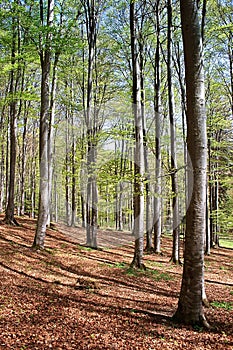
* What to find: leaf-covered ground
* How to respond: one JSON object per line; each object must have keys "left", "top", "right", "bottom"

{"left": 0, "top": 216, "right": 232, "bottom": 350}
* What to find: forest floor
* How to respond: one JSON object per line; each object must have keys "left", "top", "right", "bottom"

{"left": 0, "top": 216, "right": 232, "bottom": 350}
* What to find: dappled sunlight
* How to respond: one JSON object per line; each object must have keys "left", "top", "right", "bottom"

{"left": 0, "top": 217, "right": 232, "bottom": 349}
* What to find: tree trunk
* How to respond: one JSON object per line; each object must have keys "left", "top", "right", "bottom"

{"left": 71, "top": 131, "right": 76, "bottom": 227}
{"left": 174, "top": 40, "right": 188, "bottom": 238}
{"left": 33, "top": 0, "right": 54, "bottom": 249}
{"left": 19, "top": 105, "right": 28, "bottom": 216}
{"left": 153, "top": 1, "right": 162, "bottom": 254}
{"left": 167, "top": 0, "right": 180, "bottom": 264}
{"left": 48, "top": 52, "right": 59, "bottom": 226}
{"left": 65, "top": 112, "right": 71, "bottom": 226}
{"left": 5, "top": 101, "right": 18, "bottom": 225}
{"left": 4, "top": 6, "right": 20, "bottom": 226}
{"left": 84, "top": 0, "right": 99, "bottom": 248}
{"left": 229, "top": 42, "right": 233, "bottom": 118}
{"left": 138, "top": 14, "right": 153, "bottom": 252}
{"left": 86, "top": 138, "right": 98, "bottom": 248}
{"left": 118, "top": 182, "right": 124, "bottom": 231}
{"left": 173, "top": 0, "right": 209, "bottom": 327}
{"left": 30, "top": 123, "right": 37, "bottom": 219}
{"left": 80, "top": 133, "right": 86, "bottom": 228}
{"left": 0, "top": 129, "right": 5, "bottom": 213}
{"left": 0, "top": 103, "right": 6, "bottom": 213}
{"left": 130, "top": 0, "right": 145, "bottom": 269}
{"left": 33, "top": 58, "right": 50, "bottom": 248}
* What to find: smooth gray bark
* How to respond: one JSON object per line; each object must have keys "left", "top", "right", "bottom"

{"left": 167, "top": 0, "right": 180, "bottom": 263}
{"left": 33, "top": 0, "right": 54, "bottom": 249}
{"left": 4, "top": 4, "right": 20, "bottom": 226}
{"left": 173, "top": 0, "right": 209, "bottom": 327}
{"left": 153, "top": 0, "right": 162, "bottom": 254}
{"left": 130, "top": 0, "right": 145, "bottom": 269}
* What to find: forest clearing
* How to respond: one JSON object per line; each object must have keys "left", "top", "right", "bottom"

{"left": 0, "top": 216, "right": 232, "bottom": 350}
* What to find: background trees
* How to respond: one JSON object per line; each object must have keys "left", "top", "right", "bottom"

{"left": 0, "top": 0, "right": 232, "bottom": 256}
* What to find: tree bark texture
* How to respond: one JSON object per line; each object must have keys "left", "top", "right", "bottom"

{"left": 130, "top": 0, "right": 145, "bottom": 269}
{"left": 4, "top": 5, "right": 20, "bottom": 226}
{"left": 153, "top": 1, "right": 162, "bottom": 254}
{"left": 167, "top": 0, "right": 180, "bottom": 263}
{"left": 33, "top": 0, "right": 54, "bottom": 249}
{"left": 84, "top": 0, "right": 101, "bottom": 248}
{"left": 173, "top": 0, "right": 209, "bottom": 327}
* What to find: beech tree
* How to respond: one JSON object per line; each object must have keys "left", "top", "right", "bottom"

{"left": 167, "top": 0, "right": 180, "bottom": 264}
{"left": 4, "top": 0, "right": 21, "bottom": 226}
{"left": 153, "top": 0, "right": 162, "bottom": 255}
{"left": 173, "top": 0, "right": 209, "bottom": 327}
{"left": 33, "top": 0, "right": 55, "bottom": 249}
{"left": 130, "top": 0, "right": 145, "bottom": 269}
{"left": 81, "top": 0, "right": 108, "bottom": 248}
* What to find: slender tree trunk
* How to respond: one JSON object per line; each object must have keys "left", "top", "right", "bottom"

{"left": 153, "top": 1, "right": 162, "bottom": 254}
{"left": 71, "top": 124, "right": 76, "bottom": 227}
{"left": 208, "top": 133, "right": 214, "bottom": 248}
{"left": 138, "top": 20, "right": 153, "bottom": 252}
{"left": 229, "top": 42, "right": 233, "bottom": 118}
{"left": 205, "top": 187, "right": 211, "bottom": 255}
{"left": 19, "top": 106, "right": 28, "bottom": 216}
{"left": 53, "top": 174, "right": 58, "bottom": 222}
{"left": 4, "top": 7, "right": 20, "bottom": 226}
{"left": 33, "top": 0, "right": 54, "bottom": 249}
{"left": 118, "top": 138, "right": 126, "bottom": 231}
{"left": 80, "top": 131, "right": 86, "bottom": 228}
{"left": 86, "top": 138, "right": 98, "bottom": 248}
{"left": 5, "top": 121, "right": 9, "bottom": 209}
{"left": 33, "top": 58, "right": 50, "bottom": 248}
{"left": 142, "top": 89, "right": 153, "bottom": 252}
{"left": 30, "top": 123, "right": 37, "bottom": 219}
{"left": 84, "top": 0, "right": 99, "bottom": 248}
{"left": 65, "top": 110, "right": 71, "bottom": 226}
{"left": 173, "top": 0, "right": 209, "bottom": 327}
{"left": 48, "top": 52, "right": 59, "bottom": 226}
{"left": 0, "top": 103, "right": 6, "bottom": 213}
{"left": 0, "top": 130, "right": 4, "bottom": 213}
{"left": 174, "top": 41, "right": 188, "bottom": 238}
{"left": 167, "top": 0, "right": 180, "bottom": 264}
{"left": 118, "top": 183, "right": 124, "bottom": 231}
{"left": 130, "top": 0, "right": 145, "bottom": 269}
{"left": 5, "top": 100, "right": 18, "bottom": 225}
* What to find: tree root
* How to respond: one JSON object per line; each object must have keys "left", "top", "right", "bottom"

{"left": 2, "top": 217, "right": 20, "bottom": 226}
{"left": 145, "top": 246, "right": 155, "bottom": 254}
{"left": 130, "top": 261, "right": 147, "bottom": 270}
{"left": 202, "top": 298, "right": 210, "bottom": 308}
{"left": 172, "top": 311, "right": 211, "bottom": 330}
{"left": 169, "top": 256, "right": 183, "bottom": 265}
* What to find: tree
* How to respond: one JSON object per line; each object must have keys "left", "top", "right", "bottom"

{"left": 173, "top": 0, "right": 209, "bottom": 327}
{"left": 82, "top": 0, "right": 105, "bottom": 248}
{"left": 130, "top": 0, "right": 145, "bottom": 269}
{"left": 167, "top": 0, "right": 180, "bottom": 264}
{"left": 4, "top": 0, "right": 21, "bottom": 226}
{"left": 33, "top": 0, "right": 55, "bottom": 249}
{"left": 153, "top": 0, "right": 162, "bottom": 255}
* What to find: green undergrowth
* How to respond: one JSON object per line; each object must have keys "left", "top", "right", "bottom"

{"left": 210, "top": 301, "right": 232, "bottom": 310}
{"left": 219, "top": 239, "right": 233, "bottom": 249}
{"left": 103, "top": 261, "right": 173, "bottom": 281}
{"left": 78, "top": 245, "right": 93, "bottom": 251}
